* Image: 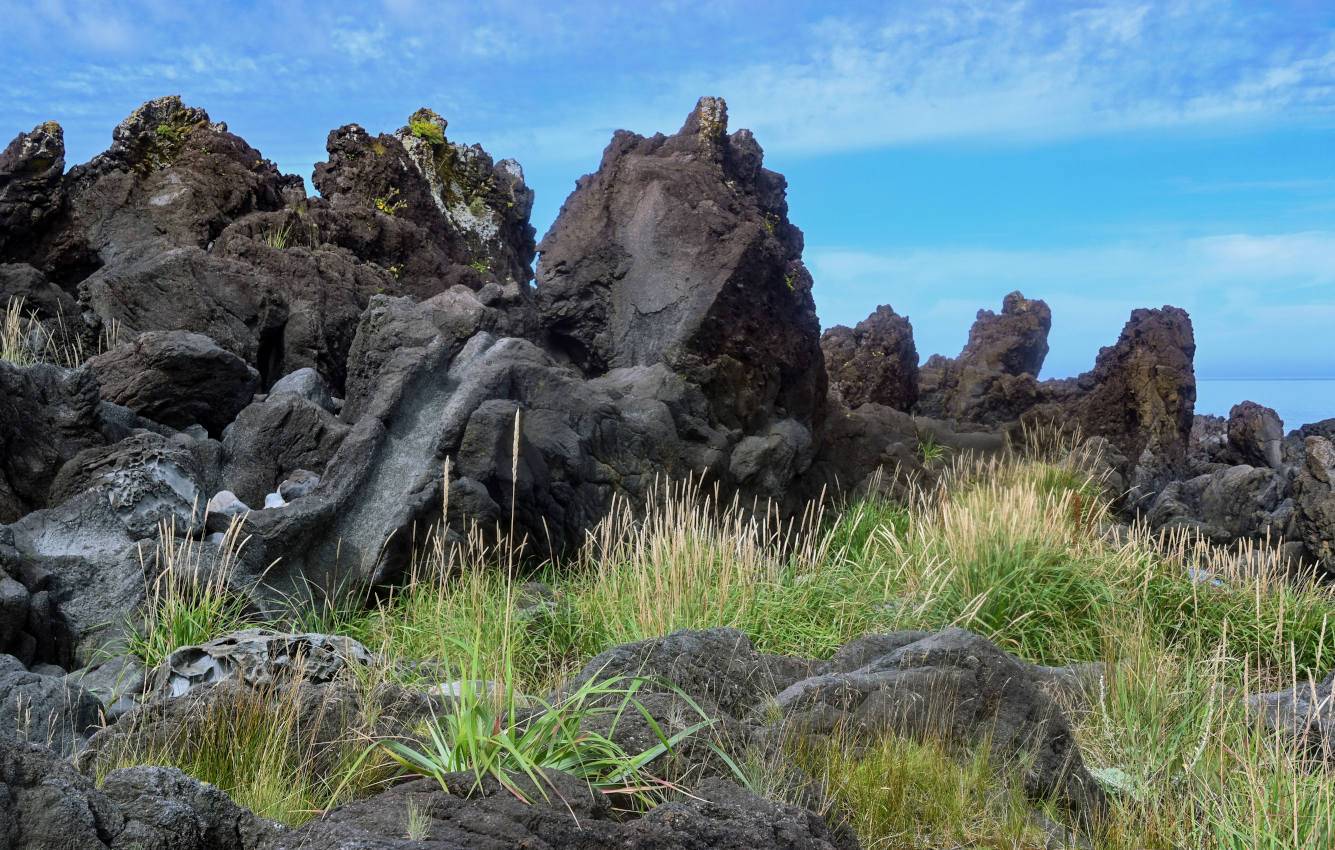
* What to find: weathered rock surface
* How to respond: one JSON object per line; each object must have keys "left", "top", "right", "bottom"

{"left": 0, "top": 663, "right": 103, "bottom": 755}
{"left": 775, "top": 627, "right": 1105, "bottom": 817}
{"left": 1294, "top": 436, "right": 1335, "bottom": 572}
{"left": 0, "top": 734, "right": 281, "bottom": 850}
{"left": 916, "top": 291, "right": 1051, "bottom": 425}
{"left": 260, "top": 772, "right": 855, "bottom": 850}
{"left": 1226, "top": 401, "right": 1285, "bottom": 470}
{"left": 821, "top": 305, "right": 918, "bottom": 411}
{"left": 221, "top": 394, "right": 348, "bottom": 507}
{"left": 537, "top": 96, "right": 826, "bottom": 434}
{"left": 1245, "top": 668, "right": 1335, "bottom": 762}
{"left": 0, "top": 361, "right": 105, "bottom": 523}
{"left": 88, "top": 330, "right": 260, "bottom": 435}
{"left": 144, "top": 629, "right": 374, "bottom": 700}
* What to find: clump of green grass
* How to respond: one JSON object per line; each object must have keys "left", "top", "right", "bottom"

{"left": 379, "top": 636, "right": 717, "bottom": 811}
{"left": 91, "top": 673, "right": 398, "bottom": 824}
{"left": 123, "top": 515, "right": 255, "bottom": 667}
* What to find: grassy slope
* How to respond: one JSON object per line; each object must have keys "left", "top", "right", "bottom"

{"left": 101, "top": 448, "right": 1335, "bottom": 848}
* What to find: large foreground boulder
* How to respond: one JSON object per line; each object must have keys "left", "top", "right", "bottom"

{"left": 261, "top": 772, "right": 855, "bottom": 850}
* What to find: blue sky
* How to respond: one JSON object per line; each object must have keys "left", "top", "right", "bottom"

{"left": 2, "top": 0, "right": 1333, "bottom": 385}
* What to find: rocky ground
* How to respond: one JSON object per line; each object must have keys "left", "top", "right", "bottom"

{"left": 2, "top": 95, "right": 1334, "bottom": 848}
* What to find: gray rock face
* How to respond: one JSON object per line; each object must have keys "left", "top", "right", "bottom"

{"left": 266, "top": 367, "right": 334, "bottom": 412}
{"left": 775, "top": 627, "right": 1105, "bottom": 818}
{"left": 259, "top": 773, "right": 855, "bottom": 850}
{"left": 537, "top": 96, "right": 827, "bottom": 434}
{"left": 961, "top": 290, "right": 1052, "bottom": 377}
{"left": 1295, "top": 436, "right": 1335, "bottom": 572}
{"left": 0, "top": 734, "right": 280, "bottom": 850}
{"left": 1245, "top": 668, "right": 1335, "bottom": 761}
{"left": 65, "top": 652, "right": 147, "bottom": 723}
{"left": 88, "top": 330, "right": 260, "bottom": 435}
{"left": 221, "top": 394, "right": 348, "bottom": 507}
{"left": 821, "top": 305, "right": 919, "bottom": 411}
{"left": 1226, "top": 401, "right": 1285, "bottom": 470}
{"left": 0, "top": 667, "right": 103, "bottom": 755}
{"left": 0, "top": 360, "right": 105, "bottom": 523}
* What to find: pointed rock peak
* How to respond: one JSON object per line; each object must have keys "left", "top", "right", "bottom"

{"left": 403, "top": 107, "right": 448, "bottom": 146}
{"left": 106, "top": 95, "right": 226, "bottom": 174}
{"left": 1, "top": 120, "right": 65, "bottom": 177}
{"left": 680, "top": 96, "right": 729, "bottom": 142}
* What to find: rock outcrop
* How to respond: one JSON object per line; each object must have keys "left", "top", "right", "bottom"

{"left": 537, "top": 96, "right": 826, "bottom": 434}
{"left": 821, "top": 305, "right": 918, "bottom": 411}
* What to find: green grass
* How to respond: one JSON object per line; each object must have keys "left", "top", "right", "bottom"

{"left": 96, "top": 447, "right": 1335, "bottom": 847}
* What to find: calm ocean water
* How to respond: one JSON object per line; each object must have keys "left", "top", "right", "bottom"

{"left": 1195, "top": 378, "right": 1335, "bottom": 431}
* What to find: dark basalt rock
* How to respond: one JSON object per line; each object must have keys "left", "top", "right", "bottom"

{"left": 961, "top": 290, "right": 1052, "bottom": 377}
{"left": 0, "top": 663, "right": 103, "bottom": 756}
{"left": 1226, "top": 401, "right": 1285, "bottom": 470}
{"left": 537, "top": 96, "right": 827, "bottom": 434}
{"left": 88, "top": 330, "right": 260, "bottom": 436}
{"left": 260, "top": 773, "right": 855, "bottom": 850}
{"left": 0, "top": 360, "right": 106, "bottom": 523}
{"left": 221, "top": 394, "right": 348, "bottom": 507}
{"left": 1294, "top": 436, "right": 1335, "bottom": 572}
{"left": 775, "top": 627, "right": 1105, "bottom": 819}
{"left": 821, "top": 304, "right": 919, "bottom": 411}
{"left": 0, "top": 734, "right": 280, "bottom": 850}
{"left": 915, "top": 291, "right": 1052, "bottom": 427}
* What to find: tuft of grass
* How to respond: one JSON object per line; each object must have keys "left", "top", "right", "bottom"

{"left": 123, "top": 515, "right": 255, "bottom": 668}
{"left": 379, "top": 636, "right": 716, "bottom": 811}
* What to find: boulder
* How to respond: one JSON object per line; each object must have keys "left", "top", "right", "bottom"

{"left": 1244, "top": 668, "right": 1335, "bottom": 762}
{"left": 774, "top": 627, "right": 1105, "bottom": 818}
{"left": 266, "top": 367, "right": 333, "bottom": 412}
{"left": 960, "top": 290, "right": 1052, "bottom": 377}
{"left": 65, "top": 652, "right": 147, "bottom": 723}
{"left": 61, "top": 96, "right": 301, "bottom": 267}
{"left": 1294, "top": 436, "right": 1335, "bottom": 573}
{"left": 1226, "top": 401, "right": 1285, "bottom": 470}
{"left": 0, "top": 360, "right": 106, "bottom": 523}
{"left": 310, "top": 109, "right": 537, "bottom": 298}
{"left": 143, "top": 629, "right": 374, "bottom": 701}
{"left": 221, "top": 394, "right": 348, "bottom": 507}
{"left": 537, "top": 96, "right": 826, "bottom": 434}
{"left": 915, "top": 291, "right": 1051, "bottom": 425}
{"left": 0, "top": 734, "right": 280, "bottom": 850}
{"left": 0, "top": 667, "right": 103, "bottom": 755}
{"left": 88, "top": 330, "right": 260, "bottom": 435}
{"left": 259, "top": 772, "right": 854, "bottom": 850}
{"left": 821, "top": 304, "right": 919, "bottom": 411}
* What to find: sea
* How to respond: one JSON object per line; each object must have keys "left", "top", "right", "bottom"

{"left": 1195, "top": 378, "right": 1335, "bottom": 431}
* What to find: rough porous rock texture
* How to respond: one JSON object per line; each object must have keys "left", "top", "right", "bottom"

{"left": 774, "top": 627, "right": 1105, "bottom": 818}
{"left": 821, "top": 304, "right": 919, "bottom": 411}
{"left": 1245, "top": 668, "right": 1335, "bottom": 762}
{"left": 220, "top": 394, "right": 348, "bottom": 507}
{"left": 0, "top": 734, "right": 281, "bottom": 850}
{"left": 916, "top": 291, "right": 1051, "bottom": 425}
{"left": 260, "top": 772, "right": 856, "bottom": 850}
{"left": 0, "top": 662, "right": 104, "bottom": 756}
{"left": 0, "top": 361, "right": 105, "bottom": 523}
{"left": 1226, "top": 401, "right": 1285, "bottom": 470}
{"left": 88, "top": 330, "right": 260, "bottom": 435}
{"left": 537, "top": 96, "right": 827, "bottom": 434}
{"left": 1295, "top": 436, "right": 1335, "bottom": 572}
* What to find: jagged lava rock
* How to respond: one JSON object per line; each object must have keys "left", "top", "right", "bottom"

{"left": 1226, "top": 401, "right": 1285, "bottom": 470}
{"left": 537, "top": 96, "right": 826, "bottom": 433}
{"left": 87, "top": 330, "right": 260, "bottom": 435}
{"left": 821, "top": 304, "right": 919, "bottom": 411}
{"left": 0, "top": 360, "right": 105, "bottom": 523}
{"left": 916, "top": 291, "right": 1051, "bottom": 425}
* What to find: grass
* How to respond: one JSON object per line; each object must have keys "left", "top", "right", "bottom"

{"left": 122, "top": 515, "right": 255, "bottom": 668}
{"left": 90, "top": 440, "right": 1335, "bottom": 847}
{"left": 2, "top": 295, "right": 122, "bottom": 367}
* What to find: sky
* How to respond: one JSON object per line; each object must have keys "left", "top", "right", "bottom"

{"left": 2, "top": 0, "right": 1333, "bottom": 393}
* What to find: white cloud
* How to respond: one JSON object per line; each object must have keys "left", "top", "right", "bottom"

{"left": 806, "top": 230, "right": 1335, "bottom": 378}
